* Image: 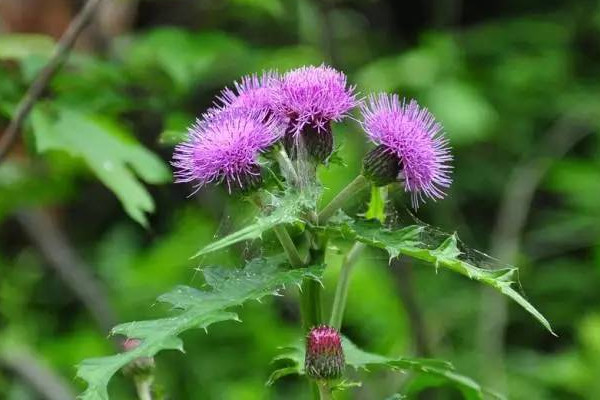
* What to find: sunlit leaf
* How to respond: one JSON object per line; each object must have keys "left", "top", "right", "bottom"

{"left": 77, "top": 256, "right": 324, "bottom": 400}
{"left": 31, "top": 105, "right": 170, "bottom": 226}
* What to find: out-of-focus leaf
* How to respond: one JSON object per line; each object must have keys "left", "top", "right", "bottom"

{"left": 77, "top": 256, "right": 323, "bottom": 400}
{"left": 0, "top": 34, "right": 54, "bottom": 60}
{"left": 322, "top": 217, "right": 555, "bottom": 335}
{"left": 0, "top": 160, "right": 73, "bottom": 221}
{"left": 425, "top": 81, "right": 497, "bottom": 145}
{"left": 124, "top": 28, "right": 248, "bottom": 89}
{"left": 231, "top": 0, "right": 284, "bottom": 18}
{"left": 356, "top": 50, "right": 439, "bottom": 92}
{"left": 268, "top": 336, "right": 503, "bottom": 399}
{"left": 31, "top": 105, "right": 170, "bottom": 226}
{"left": 355, "top": 34, "right": 459, "bottom": 92}
{"left": 194, "top": 188, "right": 319, "bottom": 257}
{"left": 158, "top": 112, "right": 193, "bottom": 146}
{"left": 255, "top": 46, "right": 323, "bottom": 71}
{"left": 547, "top": 160, "right": 600, "bottom": 213}
{"left": 297, "top": 0, "right": 322, "bottom": 47}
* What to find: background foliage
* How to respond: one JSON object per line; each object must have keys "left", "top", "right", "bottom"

{"left": 1, "top": 0, "right": 599, "bottom": 399}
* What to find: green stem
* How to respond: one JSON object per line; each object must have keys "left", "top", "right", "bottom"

{"left": 134, "top": 376, "right": 153, "bottom": 400}
{"left": 301, "top": 278, "right": 323, "bottom": 331}
{"left": 317, "top": 381, "right": 333, "bottom": 400}
{"left": 275, "top": 146, "right": 300, "bottom": 186}
{"left": 318, "top": 175, "right": 369, "bottom": 223}
{"left": 300, "top": 230, "right": 327, "bottom": 331}
{"left": 302, "top": 230, "right": 328, "bottom": 400}
{"left": 272, "top": 225, "right": 304, "bottom": 267}
{"left": 329, "top": 242, "right": 365, "bottom": 329}
{"left": 249, "top": 194, "right": 304, "bottom": 268}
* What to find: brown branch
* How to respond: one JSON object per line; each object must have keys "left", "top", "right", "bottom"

{"left": 477, "top": 117, "right": 591, "bottom": 391}
{"left": 0, "top": 0, "right": 104, "bottom": 163}
{"left": 0, "top": 348, "right": 76, "bottom": 400}
{"left": 15, "top": 208, "right": 117, "bottom": 334}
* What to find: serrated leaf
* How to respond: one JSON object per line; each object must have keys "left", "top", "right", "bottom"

{"left": 325, "top": 218, "right": 555, "bottom": 335}
{"left": 77, "top": 256, "right": 324, "bottom": 400}
{"left": 268, "top": 337, "right": 503, "bottom": 399}
{"left": 193, "top": 189, "right": 317, "bottom": 257}
{"left": 31, "top": 105, "right": 170, "bottom": 226}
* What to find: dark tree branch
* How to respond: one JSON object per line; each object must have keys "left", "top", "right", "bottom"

{"left": 0, "top": 0, "right": 104, "bottom": 163}
{"left": 0, "top": 348, "right": 76, "bottom": 400}
{"left": 477, "top": 117, "right": 592, "bottom": 391}
{"left": 15, "top": 208, "right": 117, "bottom": 333}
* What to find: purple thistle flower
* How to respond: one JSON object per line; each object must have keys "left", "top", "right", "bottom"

{"left": 172, "top": 108, "right": 283, "bottom": 193}
{"left": 360, "top": 93, "right": 452, "bottom": 207}
{"left": 212, "top": 71, "right": 281, "bottom": 114}
{"left": 274, "top": 64, "right": 358, "bottom": 134}
{"left": 305, "top": 325, "right": 345, "bottom": 380}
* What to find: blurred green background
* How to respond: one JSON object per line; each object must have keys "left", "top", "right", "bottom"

{"left": 1, "top": 0, "right": 599, "bottom": 398}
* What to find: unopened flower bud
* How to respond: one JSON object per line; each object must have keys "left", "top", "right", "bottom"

{"left": 121, "top": 338, "right": 155, "bottom": 377}
{"left": 362, "top": 145, "right": 401, "bottom": 186}
{"left": 284, "top": 122, "right": 334, "bottom": 163}
{"left": 305, "top": 325, "right": 344, "bottom": 380}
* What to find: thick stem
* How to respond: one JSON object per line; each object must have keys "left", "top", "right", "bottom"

{"left": 275, "top": 146, "right": 300, "bottom": 186}
{"left": 301, "top": 278, "right": 323, "bottom": 332}
{"left": 300, "top": 231, "right": 327, "bottom": 331}
{"left": 134, "top": 376, "right": 153, "bottom": 400}
{"left": 329, "top": 242, "right": 365, "bottom": 329}
{"left": 272, "top": 225, "right": 304, "bottom": 267}
{"left": 318, "top": 175, "right": 369, "bottom": 223}
{"left": 317, "top": 381, "right": 333, "bottom": 400}
{"left": 302, "top": 230, "right": 328, "bottom": 400}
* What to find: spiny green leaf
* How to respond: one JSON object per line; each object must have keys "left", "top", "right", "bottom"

{"left": 31, "top": 105, "right": 170, "bottom": 226}
{"left": 193, "top": 189, "right": 318, "bottom": 257}
{"left": 325, "top": 218, "right": 555, "bottom": 335}
{"left": 77, "top": 256, "right": 324, "bottom": 400}
{"left": 268, "top": 336, "right": 503, "bottom": 399}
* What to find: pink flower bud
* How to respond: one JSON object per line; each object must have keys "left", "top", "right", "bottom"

{"left": 305, "top": 325, "right": 344, "bottom": 380}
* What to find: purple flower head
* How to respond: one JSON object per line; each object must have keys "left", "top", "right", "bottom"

{"left": 361, "top": 93, "right": 452, "bottom": 207}
{"left": 274, "top": 64, "right": 358, "bottom": 135}
{"left": 172, "top": 108, "right": 283, "bottom": 193}
{"left": 305, "top": 325, "right": 345, "bottom": 380}
{"left": 213, "top": 71, "right": 281, "bottom": 114}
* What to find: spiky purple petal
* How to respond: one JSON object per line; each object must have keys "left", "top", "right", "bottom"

{"left": 361, "top": 93, "right": 452, "bottom": 207}
{"left": 274, "top": 64, "right": 358, "bottom": 135}
{"left": 212, "top": 71, "right": 281, "bottom": 114}
{"left": 172, "top": 108, "right": 283, "bottom": 193}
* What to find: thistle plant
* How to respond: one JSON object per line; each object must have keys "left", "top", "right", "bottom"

{"left": 77, "top": 64, "right": 554, "bottom": 400}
